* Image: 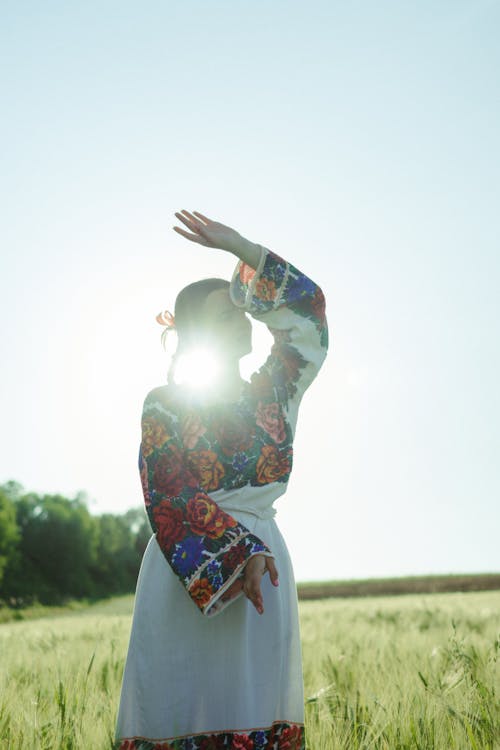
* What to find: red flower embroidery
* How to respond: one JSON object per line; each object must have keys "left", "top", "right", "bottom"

{"left": 186, "top": 493, "right": 236, "bottom": 539}
{"left": 250, "top": 369, "right": 274, "bottom": 399}
{"left": 255, "top": 445, "right": 291, "bottom": 484}
{"left": 223, "top": 543, "right": 247, "bottom": 569}
{"left": 310, "top": 286, "right": 326, "bottom": 327}
{"left": 212, "top": 412, "right": 254, "bottom": 456}
{"left": 278, "top": 725, "right": 303, "bottom": 750}
{"left": 239, "top": 263, "right": 255, "bottom": 285}
{"left": 270, "top": 342, "right": 306, "bottom": 384}
{"left": 255, "top": 277, "right": 277, "bottom": 302}
{"left": 256, "top": 401, "right": 286, "bottom": 443}
{"left": 141, "top": 415, "right": 171, "bottom": 457}
{"left": 153, "top": 500, "right": 185, "bottom": 550}
{"left": 231, "top": 734, "right": 253, "bottom": 749}
{"left": 187, "top": 450, "right": 225, "bottom": 491}
{"left": 189, "top": 577, "right": 213, "bottom": 608}
{"left": 153, "top": 444, "right": 198, "bottom": 497}
{"left": 139, "top": 453, "right": 150, "bottom": 505}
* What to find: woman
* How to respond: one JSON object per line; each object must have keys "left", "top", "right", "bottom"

{"left": 114, "top": 209, "right": 329, "bottom": 750}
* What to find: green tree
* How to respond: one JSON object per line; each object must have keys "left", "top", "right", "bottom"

{"left": 123, "top": 506, "right": 151, "bottom": 557}
{"left": 3, "top": 489, "right": 99, "bottom": 603}
{"left": 90, "top": 513, "right": 140, "bottom": 595}
{"left": 0, "top": 481, "right": 152, "bottom": 604}
{"left": 0, "top": 487, "right": 20, "bottom": 588}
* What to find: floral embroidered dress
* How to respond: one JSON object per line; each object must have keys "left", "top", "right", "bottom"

{"left": 114, "top": 245, "right": 329, "bottom": 750}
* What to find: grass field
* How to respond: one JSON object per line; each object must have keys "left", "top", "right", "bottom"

{"left": 0, "top": 590, "right": 498, "bottom": 749}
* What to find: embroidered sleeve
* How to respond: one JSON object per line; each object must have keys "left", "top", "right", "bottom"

{"left": 230, "top": 245, "right": 329, "bottom": 428}
{"left": 139, "top": 389, "right": 274, "bottom": 617}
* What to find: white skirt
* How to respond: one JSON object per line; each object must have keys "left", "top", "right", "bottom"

{"left": 114, "top": 510, "right": 305, "bottom": 749}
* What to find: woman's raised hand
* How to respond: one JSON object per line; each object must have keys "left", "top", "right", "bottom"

{"left": 243, "top": 554, "right": 279, "bottom": 615}
{"left": 173, "top": 209, "right": 244, "bottom": 254}
{"left": 173, "top": 209, "right": 262, "bottom": 269}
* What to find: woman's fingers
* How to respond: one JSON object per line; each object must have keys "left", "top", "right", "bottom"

{"left": 174, "top": 211, "right": 203, "bottom": 233}
{"left": 172, "top": 225, "right": 207, "bottom": 245}
{"left": 179, "top": 210, "right": 212, "bottom": 237}
{"left": 243, "top": 575, "right": 264, "bottom": 615}
{"left": 173, "top": 209, "right": 244, "bottom": 254}
{"left": 265, "top": 557, "right": 279, "bottom": 587}
{"left": 173, "top": 211, "right": 213, "bottom": 246}
{"left": 173, "top": 210, "right": 223, "bottom": 248}
{"left": 243, "top": 555, "right": 265, "bottom": 614}
{"left": 180, "top": 209, "right": 204, "bottom": 227}
{"left": 192, "top": 210, "right": 213, "bottom": 224}
{"left": 242, "top": 554, "right": 279, "bottom": 615}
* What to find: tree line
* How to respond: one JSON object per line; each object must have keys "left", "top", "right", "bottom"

{"left": 0, "top": 481, "right": 151, "bottom": 606}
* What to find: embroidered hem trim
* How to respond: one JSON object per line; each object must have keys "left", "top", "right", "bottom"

{"left": 115, "top": 719, "right": 305, "bottom": 749}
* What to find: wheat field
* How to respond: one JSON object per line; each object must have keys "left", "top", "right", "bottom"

{"left": 0, "top": 591, "right": 498, "bottom": 749}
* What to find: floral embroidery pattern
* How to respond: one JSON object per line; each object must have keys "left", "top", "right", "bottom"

{"left": 255, "top": 445, "right": 292, "bottom": 484}
{"left": 255, "top": 402, "right": 286, "bottom": 443}
{"left": 232, "top": 247, "right": 328, "bottom": 345}
{"left": 185, "top": 493, "right": 237, "bottom": 538}
{"left": 186, "top": 450, "right": 225, "bottom": 490}
{"left": 212, "top": 409, "right": 255, "bottom": 456}
{"left": 142, "top": 416, "right": 172, "bottom": 457}
{"left": 255, "top": 276, "right": 277, "bottom": 301}
{"left": 116, "top": 720, "right": 305, "bottom": 749}
{"left": 231, "top": 249, "right": 328, "bottom": 405}
{"left": 153, "top": 500, "right": 185, "bottom": 549}
{"left": 152, "top": 444, "right": 198, "bottom": 497}
{"left": 140, "top": 400, "right": 274, "bottom": 617}
{"left": 180, "top": 414, "right": 207, "bottom": 449}
{"left": 140, "top": 247, "right": 328, "bottom": 617}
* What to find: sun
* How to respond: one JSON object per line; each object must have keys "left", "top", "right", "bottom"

{"left": 167, "top": 321, "right": 274, "bottom": 390}
{"left": 172, "top": 347, "right": 221, "bottom": 389}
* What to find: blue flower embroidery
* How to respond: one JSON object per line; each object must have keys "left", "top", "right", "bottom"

{"left": 248, "top": 541, "right": 267, "bottom": 555}
{"left": 211, "top": 573, "right": 223, "bottom": 589}
{"left": 172, "top": 537, "right": 205, "bottom": 577}
{"left": 207, "top": 559, "right": 222, "bottom": 575}
{"left": 232, "top": 452, "right": 249, "bottom": 471}
{"left": 286, "top": 271, "right": 317, "bottom": 301}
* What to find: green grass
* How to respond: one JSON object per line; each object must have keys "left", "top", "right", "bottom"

{"left": 0, "top": 591, "right": 498, "bottom": 749}
{"left": 301, "top": 592, "right": 500, "bottom": 749}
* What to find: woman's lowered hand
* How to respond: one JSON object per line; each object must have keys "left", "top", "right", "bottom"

{"left": 243, "top": 554, "right": 279, "bottom": 615}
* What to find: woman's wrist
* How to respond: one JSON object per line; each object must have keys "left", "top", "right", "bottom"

{"left": 230, "top": 235, "right": 262, "bottom": 270}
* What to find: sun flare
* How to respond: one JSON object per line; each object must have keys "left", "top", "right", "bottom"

{"left": 172, "top": 348, "right": 221, "bottom": 389}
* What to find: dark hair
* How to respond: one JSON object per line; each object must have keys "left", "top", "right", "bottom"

{"left": 167, "top": 277, "right": 230, "bottom": 384}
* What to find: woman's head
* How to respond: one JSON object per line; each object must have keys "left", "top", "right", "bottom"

{"left": 168, "top": 277, "right": 252, "bottom": 381}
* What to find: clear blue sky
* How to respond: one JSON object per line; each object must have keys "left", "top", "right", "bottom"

{"left": 1, "top": 0, "right": 498, "bottom": 582}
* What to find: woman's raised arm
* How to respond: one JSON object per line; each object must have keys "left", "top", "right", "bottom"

{"left": 172, "top": 209, "right": 262, "bottom": 268}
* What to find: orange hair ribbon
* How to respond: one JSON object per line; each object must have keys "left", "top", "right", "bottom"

{"left": 156, "top": 309, "right": 176, "bottom": 349}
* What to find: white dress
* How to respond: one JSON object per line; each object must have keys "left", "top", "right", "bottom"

{"left": 114, "top": 244, "right": 329, "bottom": 750}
